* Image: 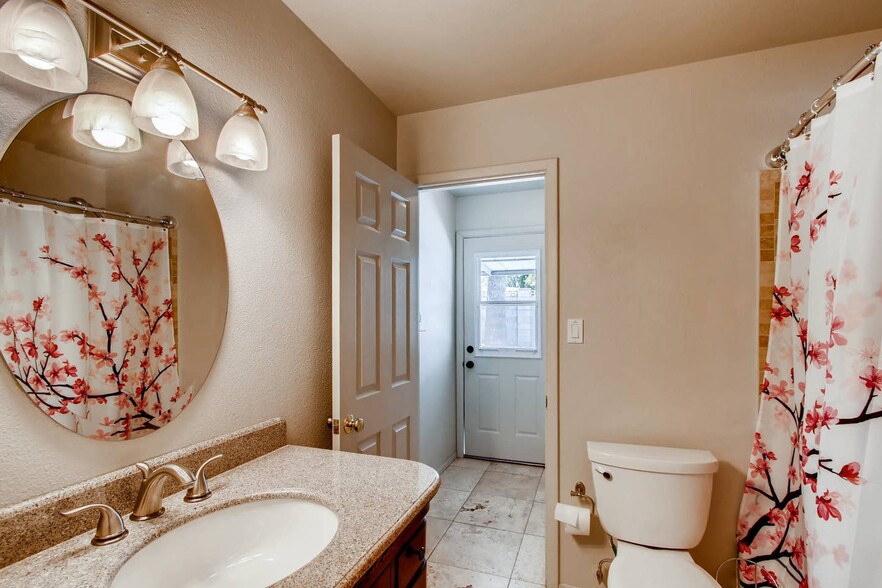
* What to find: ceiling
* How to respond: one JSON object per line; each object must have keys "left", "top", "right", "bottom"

{"left": 282, "top": 0, "right": 882, "bottom": 115}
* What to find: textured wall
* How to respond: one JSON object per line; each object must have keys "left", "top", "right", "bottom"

{"left": 398, "top": 29, "right": 882, "bottom": 585}
{"left": 0, "top": 0, "right": 396, "bottom": 506}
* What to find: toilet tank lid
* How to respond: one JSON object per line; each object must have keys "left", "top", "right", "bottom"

{"left": 587, "top": 442, "right": 719, "bottom": 474}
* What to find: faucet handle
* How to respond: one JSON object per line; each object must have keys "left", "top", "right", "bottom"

{"left": 185, "top": 454, "right": 223, "bottom": 503}
{"left": 61, "top": 504, "right": 128, "bottom": 546}
{"left": 135, "top": 462, "right": 152, "bottom": 479}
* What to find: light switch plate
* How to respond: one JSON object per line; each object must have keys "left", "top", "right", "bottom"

{"left": 567, "top": 319, "right": 584, "bottom": 344}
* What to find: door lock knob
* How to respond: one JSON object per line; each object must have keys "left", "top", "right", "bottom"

{"left": 343, "top": 415, "right": 365, "bottom": 434}
{"left": 465, "top": 360, "right": 475, "bottom": 369}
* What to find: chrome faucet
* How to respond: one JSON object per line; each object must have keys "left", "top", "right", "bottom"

{"left": 130, "top": 462, "right": 196, "bottom": 521}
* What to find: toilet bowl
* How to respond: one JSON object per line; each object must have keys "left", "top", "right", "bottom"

{"left": 587, "top": 442, "right": 722, "bottom": 588}
{"left": 607, "top": 542, "right": 720, "bottom": 588}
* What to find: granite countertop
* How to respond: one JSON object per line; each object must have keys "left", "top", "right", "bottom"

{"left": 0, "top": 446, "right": 439, "bottom": 587}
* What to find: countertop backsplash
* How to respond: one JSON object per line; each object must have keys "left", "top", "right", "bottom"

{"left": 0, "top": 418, "right": 287, "bottom": 568}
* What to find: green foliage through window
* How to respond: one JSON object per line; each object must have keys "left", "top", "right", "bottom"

{"left": 506, "top": 273, "right": 536, "bottom": 293}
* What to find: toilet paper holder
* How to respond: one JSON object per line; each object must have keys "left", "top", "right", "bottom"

{"left": 569, "top": 481, "right": 596, "bottom": 514}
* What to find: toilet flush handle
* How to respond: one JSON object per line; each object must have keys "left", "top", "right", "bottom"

{"left": 594, "top": 466, "right": 613, "bottom": 481}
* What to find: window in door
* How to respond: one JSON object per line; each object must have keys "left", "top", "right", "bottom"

{"left": 475, "top": 251, "right": 540, "bottom": 358}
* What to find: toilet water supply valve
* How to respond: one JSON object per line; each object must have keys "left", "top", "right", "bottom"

{"left": 595, "top": 558, "right": 612, "bottom": 586}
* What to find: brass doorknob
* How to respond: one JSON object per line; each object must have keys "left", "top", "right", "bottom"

{"left": 343, "top": 415, "right": 365, "bottom": 434}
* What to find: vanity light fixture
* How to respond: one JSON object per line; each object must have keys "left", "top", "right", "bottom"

{"left": 0, "top": 0, "right": 88, "bottom": 92}
{"left": 167, "top": 139, "right": 204, "bottom": 180}
{"left": 215, "top": 102, "right": 268, "bottom": 171}
{"left": 0, "top": 0, "right": 269, "bottom": 171}
{"left": 69, "top": 94, "right": 141, "bottom": 152}
{"left": 131, "top": 54, "right": 199, "bottom": 140}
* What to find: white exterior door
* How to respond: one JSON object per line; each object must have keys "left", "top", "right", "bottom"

{"left": 462, "top": 233, "right": 545, "bottom": 464}
{"left": 332, "top": 135, "right": 419, "bottom": 459}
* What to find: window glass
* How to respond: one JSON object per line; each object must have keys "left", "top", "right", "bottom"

{"left": 479, "top": 304, "right": 536, "bottom": 350}
{"left": 479, "top": 256, "right": 536, "bottom": 302}
{"left": 477, "top": 253, "right": 539, "bottom": 353}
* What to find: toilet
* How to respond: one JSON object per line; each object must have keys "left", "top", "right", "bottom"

{"left": 587, "top": 442, "right": 722, "bottom": 588}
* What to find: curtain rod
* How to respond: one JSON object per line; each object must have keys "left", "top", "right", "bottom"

{"left": 0, "top": 186, "right": 176, "bottom": 229}
{"left": 766, "top": 42, "right": 881, "bottom": 168}
{"left": 74, "top": 0, "right": 267, "bottom": 113}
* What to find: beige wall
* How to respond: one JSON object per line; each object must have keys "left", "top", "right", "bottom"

{"left": 0, "top": 0, "right": 396, "bottom": 506}
{"left": 398, "top": 29, "right": 882, "bottom": 585}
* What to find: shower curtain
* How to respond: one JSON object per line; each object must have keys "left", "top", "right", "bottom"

{"left": 737, "top": 70, "right": 882, "bottom": 587}
{"left": 0, "top": 200, "right": 182, "bottom": 440}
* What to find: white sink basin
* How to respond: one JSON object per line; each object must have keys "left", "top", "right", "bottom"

{"left": 111, "top": 498, "right": 338, "bottom": 588}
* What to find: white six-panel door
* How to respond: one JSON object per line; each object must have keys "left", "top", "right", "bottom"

{"left": 462, "top": 233, "right": 545, "bottom": 464}
{"left": 332, "top": 135, "right": 419, "bottom": 459}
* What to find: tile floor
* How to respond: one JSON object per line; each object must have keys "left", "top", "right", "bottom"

{"left": 426, "top": 457, "right": 546, "bottom": 588}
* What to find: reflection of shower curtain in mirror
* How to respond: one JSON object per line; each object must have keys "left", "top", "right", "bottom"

{"left": 0, "top": 200, "right": 183, "bottom": 440}
{"left": 738, "top": 70, "right": 882, "bottom": 587}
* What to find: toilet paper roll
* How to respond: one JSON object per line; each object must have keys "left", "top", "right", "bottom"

{"left": 554, "top": 503, "right": 592, "bottom": 536}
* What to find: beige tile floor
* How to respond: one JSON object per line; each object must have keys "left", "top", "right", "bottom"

{"left": 427, "top": 457, "right": 546, "bottom": 588}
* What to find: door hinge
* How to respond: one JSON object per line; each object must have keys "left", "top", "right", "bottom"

{"left": 327, "top": 417, "right": 339, "bottom": 434}
{"left": 545, "top": 396, "right": 548, "bottom": 408}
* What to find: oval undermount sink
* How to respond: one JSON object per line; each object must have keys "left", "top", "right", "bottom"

{"left": 111, "top": 498, "right": 338, "bottom": 588}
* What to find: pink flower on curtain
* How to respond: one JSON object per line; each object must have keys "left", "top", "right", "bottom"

{"left": 859, "top": 366, "right": 882, "bottom": 392}
{"left": 816, "top": 491, "right": 842, "bottom": 522}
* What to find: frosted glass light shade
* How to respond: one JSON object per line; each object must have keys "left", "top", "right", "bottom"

{"left": 215, "top": 103, "right": 268, "bottom": 171}
{"left": 70, "top": 94, "right": 141, "bottom": 153}
{"left": 131, "top": 56, "right": 199, "bottom": 140}
{"left": 167, "top": 139, "right": 204, "bottom": 180}
{"left": 0, "top": 0, "right": 87, "bottom": 93}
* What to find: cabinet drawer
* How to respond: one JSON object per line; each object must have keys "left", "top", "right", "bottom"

{"left": 395, "top": 520, "right": 426, "bottom": 587}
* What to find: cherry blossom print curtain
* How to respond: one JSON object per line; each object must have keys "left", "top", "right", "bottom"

{"left": 737, "top": 70, "right": 882, "bottom": 587}
{"left": 0, "top": 200, "right": 184, "bottom": 440}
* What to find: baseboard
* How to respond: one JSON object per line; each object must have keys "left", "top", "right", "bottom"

{"left": 560, "top": 583, "right": 584, "bottom": 588}
{"left": 436, "top": 452, "right": 456, "bottom": 474}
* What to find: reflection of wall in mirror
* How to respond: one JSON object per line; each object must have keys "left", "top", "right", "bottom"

{"left": 0, "top": 139, "right": 109, "bottom": 207}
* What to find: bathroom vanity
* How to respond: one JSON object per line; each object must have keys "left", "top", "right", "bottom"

{"left": 0, "top": 420, "right": 438, "bottom": 587}
{"left": 354, "top": 505, "right": 428, "bottom": 588}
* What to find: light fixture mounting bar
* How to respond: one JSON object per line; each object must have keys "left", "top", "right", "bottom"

{"left": 75, "top": 0, "right": 267, "bottom": 113}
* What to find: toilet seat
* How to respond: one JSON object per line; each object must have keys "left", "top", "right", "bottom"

{"left": 606, "top": 541, "right": 721, "bottom": 588}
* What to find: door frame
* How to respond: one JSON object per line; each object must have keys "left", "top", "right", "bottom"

{"left": 418, "top": 159, "right": 559, "bottom": 588}
{"left": 457, "top": 227, "right": 545, "bottom": 462}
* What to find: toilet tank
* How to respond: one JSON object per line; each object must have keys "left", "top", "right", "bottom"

{"left": 587, "top": 442, "right": 718, "bottom": 550}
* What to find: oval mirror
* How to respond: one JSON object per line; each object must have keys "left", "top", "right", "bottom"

{"left": 0, "top": 94, "right": 227, "bottom": 440}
